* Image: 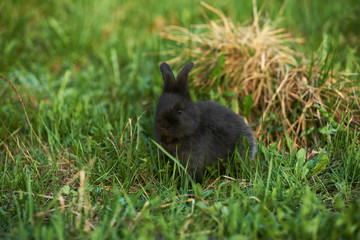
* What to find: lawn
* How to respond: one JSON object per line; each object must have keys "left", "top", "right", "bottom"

{"left": 1, "top": 0, "right": 360, "bottom": 239}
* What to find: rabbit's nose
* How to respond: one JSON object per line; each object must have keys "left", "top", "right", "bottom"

{"left": 157, "top": 119, "right": 168, "bottom": 129}
{"left": 160, "top": 122, "right": 168, "bottom": 129}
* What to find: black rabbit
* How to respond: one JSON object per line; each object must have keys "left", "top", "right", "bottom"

{"left": 154, "top": 61, "right": 257, "bottom": 182}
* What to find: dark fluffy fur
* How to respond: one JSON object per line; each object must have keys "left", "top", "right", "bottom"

{"left": 154, "top": 62, "right": 257, "bottom": 182}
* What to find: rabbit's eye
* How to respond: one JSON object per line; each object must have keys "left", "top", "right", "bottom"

{"left": 175, "top": 104, "right": 183, "bottom": 114}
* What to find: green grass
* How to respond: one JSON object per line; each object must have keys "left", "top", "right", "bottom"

{"left": 1, "top": 0, "right": 360, "bottom": 239}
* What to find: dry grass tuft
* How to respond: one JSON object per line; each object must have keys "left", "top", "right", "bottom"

{"left": 161, "top": 2, "right": 360, "bottom": 149}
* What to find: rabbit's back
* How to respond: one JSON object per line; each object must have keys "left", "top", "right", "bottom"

{"left": 195, "top": 101, "right": 257, "bottom": 161}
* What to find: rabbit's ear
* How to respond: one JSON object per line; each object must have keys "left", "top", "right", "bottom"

{"left": 160, "top": 62, "right": 176, "bottom": 92}
{"left": 175, "top": 62, "right": 194, "bottom": 96}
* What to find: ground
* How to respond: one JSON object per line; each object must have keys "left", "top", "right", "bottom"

{"left": 0, "top": 0, "right": 360, "bottom": 239}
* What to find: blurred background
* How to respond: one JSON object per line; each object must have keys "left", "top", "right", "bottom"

{"left": 1, "top": 0, "right": 359, "bottom": 140}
